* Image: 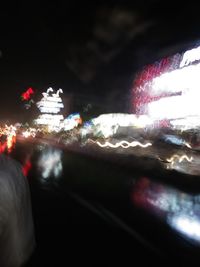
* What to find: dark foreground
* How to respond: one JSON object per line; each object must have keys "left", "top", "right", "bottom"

{"left": 8, "top": 141, "right": 200, "bottom": 266}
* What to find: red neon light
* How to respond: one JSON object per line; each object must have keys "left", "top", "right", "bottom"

{"left": 21, "top": 87, "right": 34, "bottom": 101}
{"left": 22, "top": 160, "right": 32, "bottom": 176}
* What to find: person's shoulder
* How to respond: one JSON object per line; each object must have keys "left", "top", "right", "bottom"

{"left": 0, "top": 154, "right": 21, "bottom": 170}
{"left": 0, "top": 154, "right": 24, "bottom": 183}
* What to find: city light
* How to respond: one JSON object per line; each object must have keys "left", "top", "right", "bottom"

{"left": 35, "top": 88, "right": 64, "bottom": 131}
{"left": 37, "top": 148, "right": 63, "bottom": 180}
{"left": 166, "top": 154, "right": 193, "bottom": 165}
{"left": 168, "top": 215, "right": 200, "bottom": 242}
{"left": 95, "top": 140, "right": 152, "bottom": 148}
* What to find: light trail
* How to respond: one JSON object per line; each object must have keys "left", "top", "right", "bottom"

{"left": 166, "top": 154, "right": 193, "bottom": 163}
{"left": 95, "top": 140, "right": 152, "bottom": 149}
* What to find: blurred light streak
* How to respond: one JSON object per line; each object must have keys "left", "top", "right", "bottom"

{"left": 22, "top": 131, "right": 31, "bottom": 138}
{"left": 89, "top": 113, "right": 154, "bottom": 138}
{"left": 62, "top": 113, "right": 82, "bottom": 131}
{"left": 38, "top": 148, "right": 63, "bottom": 180}
{"left": 22, "top": 128, "right": 37, "bottom": 138}
{"left": 162, "top": 134, "right": 191, "bottom": 148}
{"left": 1, "top": 125, "right": 17, "bottom": 153}
{"left": 95, "top": 140, "right": 152, "bottom": 148}
{"left": 92, "top": 113, "right": 153, "bottom": 128}
{"left": 22, "top": 160, "right": 32, "bottom": 177}
{"left": 7, "top": 135, "right": 16, "bottom": 153}
{"left": 0, "top": 142, "right": 7, "bottom": 154}
{"left": 168, "top": 215, "right": 200, "bottom": 242}
{"left": 166, "top": 154, "right": 193, "bottom": 163}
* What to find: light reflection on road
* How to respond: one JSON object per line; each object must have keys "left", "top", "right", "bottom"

{"left": 132, "top": 176, "right": 200, "bottom": 244}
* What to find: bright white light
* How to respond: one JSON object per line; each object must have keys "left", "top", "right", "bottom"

{"left": 39, "top": 107, "right": 61, "bottom": 113}
{"left": 95, "top": 140, "right": 152, "bottom": 148}
{"left": 63, "top": 120, "right": 78, "bottom": 131}
{"left": 47, "top": 87, "right": 54, "bottom": 94}
{"left": 22, "top": 131, "right": 31, "bottom": 138}
{"left": 180, "top": 45, "right": 200, "bottom": 68}
{"left": 41, "top": 96, "right": 62, "bottom": 102}
{"left": 52, "top": 88, "right": 63, "bottom": 98}
{"left": 48, "top": 125, "right": 62, "bottom": 132}
{"left": 35, "top": 88, "right": 64, "bottom": 131}
{"left": 92, "top": 113, "right": 153, "bottom": 128}
{"left": 166, "top": 154, "right": 193, "bottom": 164}
{"left": 37, "top": 114, "right": 64, "bottom": 119}
{"left": 168, "top": 215, "right": 200, "bottom": 242}
{"left": 170, "top": 116, "right": 200, "bottom": 130}
{"left": 90, "top": 113, "right": 154, "bottom": 138}
{"left": 61, "top": 113, "right": 82, "bottom": 131}
{"left": 38, "top": 148, "right": 63, "bottom": 179}
{"left": 22, "top": 128, "right": 37, "bottom": 138}
{"left": 37, "top": 101, "right": 64, "bottom": 108}
{"left": 148, "top": 93, "right": 200, "bottom": 120}
{"left": 35, "top": 119, "right": 62, "bottom": 126}
{"left": 35, "top": 114, "right": 64, "bottom": 126}
{"left": 151, "top": 63, "right": 200, "bottom": 96}
{"left": 148, "top": 62, "right": 200, "bottom": 121}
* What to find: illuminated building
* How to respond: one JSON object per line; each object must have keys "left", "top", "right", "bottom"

{"left": 132, "top": 54, "right": 181, "bottom": 115}
{"left": 34, "top": 88, "right": 64, "bottom": 132}
{"left": 132, "top": 43, "right": 200, "bottom": 129}
{"left": 61, "top": 113, "right": 82, "bottom": 131}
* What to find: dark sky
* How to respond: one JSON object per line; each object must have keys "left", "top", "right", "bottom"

{"left": 1, "top": 1, "right": 200, "bottom": 120}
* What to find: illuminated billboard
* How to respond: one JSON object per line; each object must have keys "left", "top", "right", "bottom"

{"left": 132, "top": 44, "right": 200, "bottom": 125}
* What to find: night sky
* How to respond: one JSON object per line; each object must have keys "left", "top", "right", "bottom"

{"left": 1, "top": 1, "right": 200, "bottom": 120}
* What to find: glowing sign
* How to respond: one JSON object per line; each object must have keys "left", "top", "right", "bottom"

{"left": 21, "top": 87, "right": 34, "bottom": 101}
{"left": 37, "top": 101, "right": 64, "bottom": 109}
{"left": 35, "top": 88, "right": 64, "bottom": 131}
{"left": 147, "top": 63, "right": 200, "bottom": 122}
{"left": 41, "top": 96, "right": 62, "bottom": 102}
{"left": 39, "top": 107, "right": 61, "bottom": 114}
{"left": 170, "top": 116, "right": 200, "bottom": 131}
{"left": 37, "top": 114, "right": 64, "bottom": 120}
{"left": 35, "top": 115, "right": 64, "bottom": 126}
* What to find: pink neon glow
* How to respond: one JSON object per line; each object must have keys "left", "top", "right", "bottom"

{"left": 132, "top": 54, "right": 181, "bottom": 114}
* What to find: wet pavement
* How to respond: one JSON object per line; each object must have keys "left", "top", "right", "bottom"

{"left": 8, "top": 140, "right": 200, "bottom": 265}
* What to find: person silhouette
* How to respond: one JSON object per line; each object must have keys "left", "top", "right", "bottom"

{"left": 0, "top": 154, "right": 35, "bottom": 267}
